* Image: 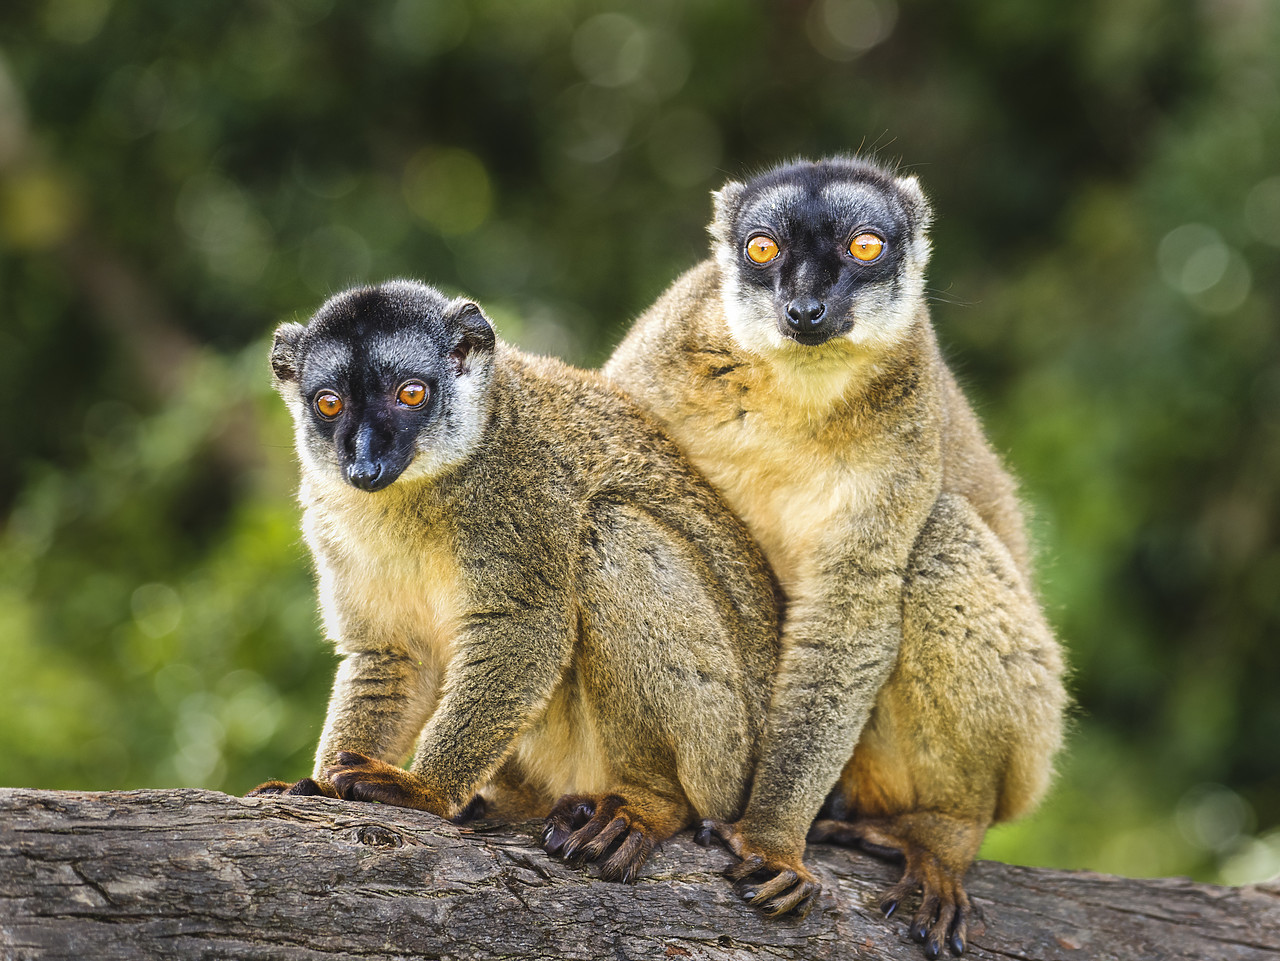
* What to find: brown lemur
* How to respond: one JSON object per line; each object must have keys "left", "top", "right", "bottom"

{"left": 248, "top": 279, "right": 782, "bottom": 883}
{"left": 604, "top": 157, "right": 1067, "bottom": 956}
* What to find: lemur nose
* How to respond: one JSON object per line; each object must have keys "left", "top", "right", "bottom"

{"left": 785, "top": 298, "right": 827, "bottom": 331}
{"left": 347, "top": 461, "right": 385, "bottom": 491}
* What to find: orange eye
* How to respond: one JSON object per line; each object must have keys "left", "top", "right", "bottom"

{"left": 397, "top": 381, "right": 428, "bottom": 408}
{"left": 849, "top": 232, "right": 884, "bottom": 262}
{"left": 745, "top": 234, "right": 780, "bottom": 264}
{"left": 315, "top": 391, "right": 343, "bottom": 419}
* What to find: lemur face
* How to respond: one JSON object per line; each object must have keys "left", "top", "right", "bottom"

{"left": 711, "top": 157, "right": 932, "bottom": 356}
{"left": 271, "top": 281, "right": 495, "bottom": 491}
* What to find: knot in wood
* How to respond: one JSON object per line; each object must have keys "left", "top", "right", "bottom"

{"left": 355, "top": 824, "right": 404, "bottom": 848}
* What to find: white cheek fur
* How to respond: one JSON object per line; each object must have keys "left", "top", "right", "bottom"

{"left": 398, "top": 361, "right": 495, "bottom": 483}
{"left": 286, "top": 395, "right": 345, "bottom": 485}
{"left": 713, "top": 232, "right": 931, "bottom": 412}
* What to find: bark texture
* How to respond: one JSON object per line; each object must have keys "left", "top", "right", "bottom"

{"left": 1, "top": 788, "right": 1278, "bottom": 960}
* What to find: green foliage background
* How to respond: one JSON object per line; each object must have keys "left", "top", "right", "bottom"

{"left": 1, "top": 0, "right": 1277, "bottom": 886}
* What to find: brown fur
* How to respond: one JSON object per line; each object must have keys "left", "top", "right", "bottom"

{"left": 251, "top": 283, "right": 782, "bottom": 885}
{"left": 605, "top": 167, "right": 1066, "bottom": 953}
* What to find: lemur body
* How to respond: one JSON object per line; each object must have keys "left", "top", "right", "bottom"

{"left": 605, "top": 157, "right": 1066, "bottom": 956}
{"left": 254, "top": 280, "right": 781, "bottom": 882}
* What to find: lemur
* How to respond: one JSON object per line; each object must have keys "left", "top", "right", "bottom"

{"left": 605, "top": 157, "right": 1067, "bottom": 958}
{"left": 249, "top": 280, "right": 781, "bottom": 885}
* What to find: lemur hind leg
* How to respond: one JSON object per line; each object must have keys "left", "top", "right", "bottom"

{"left": 541, "top": 498, "right": 772, "bottom": 886}
{"left": 812, "top": 493, "right": 1065, "bottom": 958}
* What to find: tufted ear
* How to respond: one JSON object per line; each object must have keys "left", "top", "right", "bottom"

{"left": 894, "top": 174, "right": 934, "bottom": 232}
{"left": 270, "top": 322, "right": 306, "bottom": 382}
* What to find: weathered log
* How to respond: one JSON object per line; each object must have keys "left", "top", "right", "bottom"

{"left": 1, "top": 788, "right": 1277, "bottom": 960}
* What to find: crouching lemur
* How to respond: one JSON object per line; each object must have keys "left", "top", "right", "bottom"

{"left": 605, "top": 156, "right": 1068, "bottom": 957}
{"left": 249, "top": 280, "right": 781, "bottom": 884}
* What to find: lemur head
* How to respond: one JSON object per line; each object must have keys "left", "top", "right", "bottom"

{"left": 710, "top": 156, "right": 932, "bottom": 357}
{"left": 270, "top": 280, "right": 496, "bottom": 492}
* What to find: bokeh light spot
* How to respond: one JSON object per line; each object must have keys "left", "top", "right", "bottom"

{"left": 806, "top": 0, "right": 899, "bottom": 61}
{"left": 571, "top": 14, "right": 647, "bottom": 88}
{"left": 131, "top": 583, "right": 183, "bottom": 640}
{"left": 402, "top": 148, "right": 492, "bottom": 235}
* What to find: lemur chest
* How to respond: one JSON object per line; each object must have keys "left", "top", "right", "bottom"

{"left": 305, "top": 499, "right": 463, "bottom": 665}
{"left": 677, "top": 403, "right": 880, "bottom": 595}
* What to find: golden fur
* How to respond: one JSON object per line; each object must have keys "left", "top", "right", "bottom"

{"left": 254, "top": 282, "right": 782, "bottom": 885}
{"left": 605, "top": 161, "right": 1066, "bottom": 951}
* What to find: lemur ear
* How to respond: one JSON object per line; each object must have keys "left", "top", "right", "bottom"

{"left": 709, "top": 180, "right": 746, "bottom": 245}
{"left": 449, "top": 300, "right": 496, "bottom": 349}
{"left": 893, "top": 174, "right": 934, "bottom": 231}
{"left": 270, "top": 323, "right": 306, "bottom": 382}
{"left": 445, "top": 300, "right": 496, "bottom": 373}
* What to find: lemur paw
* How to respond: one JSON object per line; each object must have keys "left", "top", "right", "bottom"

{"left": 325, "top": 751, "right": 448, "bottom": 816}
{"left": 808, "top": 815, "right": 980, "bottom": 956}
{"left": 246, "top": 777, "right": 337, "bottom": 798}
{"left": 879, "top": 857, "right": 976, "bottom": 958}
{"left": 542, "top": 793, "right": 657, "bottom": 884}
{"left": 697, "top": 819, "right": 821, "bottom": 918}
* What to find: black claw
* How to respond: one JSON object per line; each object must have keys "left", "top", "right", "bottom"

{"left": 949, "top": 932, "right": 966, "bottom": 956}
{"left": 543, "top": 825, "right": 570, "bottom": 852}
{"left": 564, "top": 827, "right": 611, "bottom": 864}
{"left": 911, "top": 919, "right": 929, "bottom": 942}
{"left": 742, "top": 887, "right": 757, "bottom": 900}
{"left": 925, "top": 937, "right": 941, "bottom": 960}
{"left": 604, "top": 849, "right": 643, "bottom": 885}
{"left": 694, "top": 821, "right": 714, "bottom": 846}
{"left": 881, "top": 898, "right": 899, "bottom": 918}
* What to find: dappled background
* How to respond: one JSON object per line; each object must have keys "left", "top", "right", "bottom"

{"left": 1, "top": 0, "right": 1277, "bottom": 886}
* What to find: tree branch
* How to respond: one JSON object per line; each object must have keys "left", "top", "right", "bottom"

{"left": 1, "top": 788, "right": 1277, "bottom": 960}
